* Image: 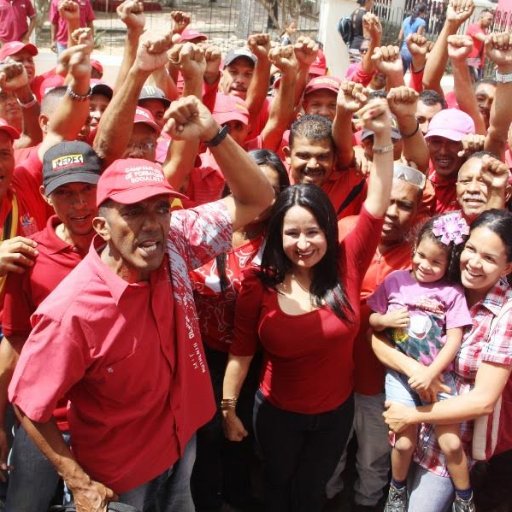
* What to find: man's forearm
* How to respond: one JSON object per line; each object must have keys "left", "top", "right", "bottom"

{"left": 14, "top": 407, "right": 89, "bottom": 487}
{"left": 94, "top": 66, "right": 150, "bottom": 165}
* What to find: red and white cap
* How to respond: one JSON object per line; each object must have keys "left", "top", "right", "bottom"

{"left": 96, "top": 158, "right": 186, "bottom": 207}
{"left": 134, "top": 106, "right": 161, "bottom": 134}
{"left": 0, "top": 118, "right": 20, "bottom": 140}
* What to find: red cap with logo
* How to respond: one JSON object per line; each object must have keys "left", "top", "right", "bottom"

{"left": 304, "top": 75, "right": 341, "bottom": 96}
{"left": 96, "top": 158, "right": 186, "bottom": 207}
{"left": 134, "top": 106, "right": 161, "bottom": 134}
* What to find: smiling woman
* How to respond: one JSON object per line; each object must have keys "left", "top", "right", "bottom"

{"left": 373, "top": 209, "right": 512, "bottom": 512}
{"left": 222, "top": 98, "right": 394, "bottom": 512}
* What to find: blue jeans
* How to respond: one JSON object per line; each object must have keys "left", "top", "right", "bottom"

{"left": 118, "top": 436, "right": 196, "bottom": 512}
{"left": 5, "top": 425, "right": 70, "bottom": 512}
{"left": 254, "top": 390, "right": 354, "bottom": 512}
{"left": 385, "top": 369, "right": 456, "bottom": 406}
{"left": 408, "top": 463, "right": 453, "bottom": 511}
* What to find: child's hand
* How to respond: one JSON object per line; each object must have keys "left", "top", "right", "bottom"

{"left": 408, "top": 366, "right": 438, "bottom": 393}
{"left": 383, "top": 307, "right": 409, "bottom": 329}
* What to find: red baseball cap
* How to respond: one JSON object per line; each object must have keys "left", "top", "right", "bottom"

{"left": 0, "top": 41, "right": 38, "bottom": 61}
{"left": 96, "top": 158, "right": 186, "bottom": 207}
{"left": 212, "top": 94, "right": 249, "bottom": 125}
{"left": 134, "top": 106, "right": 161, "bottom": 134}
{"left": 304, "top": 75, "right": 341, "bottom": 96}
{"left": 91, "top": 59, "right": 104, "bottom": 76}
{"left": 0, "top": 118, "right": 20, "bottom": 140}
{"left": 179, "top": 29, "right": 208, "bottom": 42}
{"left": 309, "top": 50, "right": 327, "bottom": 77}
{"left": 39, "top": 74, "right": 65, "bottom": 98}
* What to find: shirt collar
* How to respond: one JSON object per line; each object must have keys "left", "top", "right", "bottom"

{"left": 88, "top": 236, "right": 151, "bottom": 305}
{"left": 476, "top": 279, "right": 511, "bottom": 316}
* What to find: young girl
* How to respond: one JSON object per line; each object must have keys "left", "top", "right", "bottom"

{"left": 368, "top": 212, "right": 475, "bottom": 512}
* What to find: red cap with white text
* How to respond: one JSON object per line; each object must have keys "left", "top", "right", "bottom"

{"left": 96, "top": 158, "right": 186, "bottom": 207}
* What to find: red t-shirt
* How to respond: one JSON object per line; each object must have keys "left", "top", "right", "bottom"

{"left": 428, "top": 166, "right": 459, "bottom": 214}
{"left": 466, "top": 23, "right": 486, "bottom": 65}
{"left": 13, "top": 146, "right": 54, "bottom": 224}
{"left": 190, "top": 236, "right": 263, "bottom": 352}
{"left": 230, "top": 206, "right": 384, "bottom": 413}
{"left": 323, "top": 167, "right": 367, "bottom": 220}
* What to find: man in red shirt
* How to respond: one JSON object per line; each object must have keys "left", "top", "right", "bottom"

{"left": 327, "top": 164, "right": 425, "bottom": 511}
{"left": 465, "top": 9, "right": 494, "bottom": 81}
{"left": 8, "top": 95, "right": 274, "bottom": 511}
{"left": 0, "top": 0, "right": 35, "bottom": 44}
{"left": 1, "top": 140, "right": 101, "bottom": 512}
{"left": 425, "top": 108, "right": 475, "bottom": 214}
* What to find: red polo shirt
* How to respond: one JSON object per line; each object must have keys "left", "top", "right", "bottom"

{"left": 9, "top": 239, "right": 178, "bottom": 493}
{"left": 3, "top": 216, "right": 85, "bottom": 431}
{"left": 0, "top": 0, "right": 35, "bottom": 43}
{"left": 3, "top": 216, "right": 85, "bottom": 338}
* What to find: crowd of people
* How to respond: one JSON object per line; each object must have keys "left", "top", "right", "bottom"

{"left": 0, "top": 0, "right": 510, "bottom": 511}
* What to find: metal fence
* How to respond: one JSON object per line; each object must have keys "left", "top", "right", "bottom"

{"left": 54, "top": 0, "right": 321, "bottom": 55}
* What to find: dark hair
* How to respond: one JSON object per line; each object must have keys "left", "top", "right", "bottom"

{"left": 410, "top": 3, "right": 428, "bottom": 24}
{"left": 465, "top": 150, "right": 500, "bottom": 161}
{"left": 470, "top": 209, "right": 512, "bottom": 262}
{"left": 248, "top": 149, "right": 290, "bottom": 192}
{"left": 419, "top": 90, "right": 447, "bottom": 109}
{"left": 41, "top": 86, "right": 68, "bottom": 115}
{"left": 415, "top": 214, "right": 469, "bottom": 283}
{"left": 258, "top": 184, "right": 353, "bottom": 321}
{"left": 215, "top": 150, "right": 291, "bottom": 293}
{"left": 289, "top": 114, "right": 334, "bottom": 152}
{"left": 475, "top": 78, "right": 497, "bottom": 89}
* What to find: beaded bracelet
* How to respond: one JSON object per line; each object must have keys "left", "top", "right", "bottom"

{"left": 66, "top": 85, "right": 92, "bottom": 101}
{"left": 373, "top": 143, "right": 394, "bottom": 154}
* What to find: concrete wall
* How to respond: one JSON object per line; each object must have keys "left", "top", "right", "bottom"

{"left": 318, "top": 0, "right": 356, "bottom": 77}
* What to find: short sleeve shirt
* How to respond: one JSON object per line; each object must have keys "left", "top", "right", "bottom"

{"left": 0, "top": 0, "right": 35, "bottom": 43}
{"left": 368, "top": 270, "right": 472, "bottom": 365}
{"left": 414, "top": 280, "right": 512, "bottom": 476}
{"left": 50, "top": 0, "right": 95, "bottom": 44}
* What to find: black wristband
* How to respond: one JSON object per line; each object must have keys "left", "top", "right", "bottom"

{"left": 204, "top": 125, "right": 229, "bottom": 147}
{"left": 401, "top": 120, "right": 420, "bottom": 139}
